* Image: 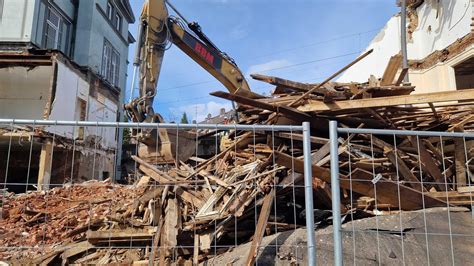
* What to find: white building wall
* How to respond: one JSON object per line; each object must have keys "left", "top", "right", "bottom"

{"left": 47, "top": 61, "right": 89, "bottom": 138}
{"left": 85, "top": 94, "right": 118, "bottom": 149}
{"left": 411, "top": 0, "right": 472, "bottom": 60}
{"left": 338, "top": 0, "right": 473, "bottom": 85}
{"left": 0, "top": 0, "right": 36, "bottom": 42}
{"left": 40, "top": 61, "right": 118, "bottom": 150}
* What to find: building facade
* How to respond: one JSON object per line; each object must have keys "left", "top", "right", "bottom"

{"left": 338, "top": 0, "right": 474, "bottom": 94}
{"left": 0, "top": 0, "right": 135, "bottom": 188}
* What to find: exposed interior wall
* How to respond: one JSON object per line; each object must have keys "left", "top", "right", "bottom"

{"left": 338, "top": 0, "right": 473, "bottom": 85}
{"left": 76, "top": 150, "right": 116, "bottom": 181}
{"left": 407, "top": 47, "right": 474, "bottom": 94}
{"left": 47, "top": 61, "right": 90, "bottom": 138}
{"left": 410, "top": 0, "right": 472, "bottom": 59}
{"left": 0, "top": 57, "right": 120, "bottom": 186}
{"left": 0, "top": 0, "right": 35, "bottom": 42}
{"left": 408, "top": 62, "right": 457, "bottom": 94}
{"left": 0, "top": 65, "right": 52, "bottom": 119}
{"left": 86, "top": 93, "right": 118, "bottom": 149}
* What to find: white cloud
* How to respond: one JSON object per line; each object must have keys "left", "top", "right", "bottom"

{"left": 169, "top": 101, "right": 232, "bottom": 123}
{"left": 229, "top": 25, "right": 248, "bottom": 40}
{"left": 246, "top": 59, "right": 291, "bottom": 76}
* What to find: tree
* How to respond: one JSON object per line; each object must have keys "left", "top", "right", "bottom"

{"left": 180, "top": 112, "right": 189, "bottom": 124}
{"left": 122, "top": 115, "right": 131, "bottom": 145}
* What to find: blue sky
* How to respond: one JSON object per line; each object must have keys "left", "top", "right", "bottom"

{"left": 126, "top": 0, "right": 399, "bottom": 122}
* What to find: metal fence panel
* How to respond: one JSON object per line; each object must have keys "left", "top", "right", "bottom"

{"left": 0, "top": 119, "right": 316, "bottom": 265}
{"left": 330, "top": 121, "right": 474, "bottom": 265}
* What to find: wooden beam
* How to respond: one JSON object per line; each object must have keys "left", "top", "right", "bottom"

{"left": 288, "top": 49, "right": 374, "bottom": 106}
{"left": 234, "top": 87, "right": 267, "bottom": 99}
{"left": 407, "top": 137, "right": 444, "bottom": 191}
{"left": 395, "top": 68, "right": 409, "bottom": 86}
{"left": 250, "top": 73, "right": 347, "bottom": 98}
{"left": 210, "top": 91, "right": 311, "bottom": 121}
{"left": 297, "top": 88, "right": 474, "bottom": 112}
{"left": 86, "top": 229, "right": 155, "bottom": 244}
{"left": 162, "top": 198, "right": 178, "bottom": 258}
{"left": 453, "top": 127, "right": 467, "bottom": 188}
{"left": 276, "top": 132, "right": 328, "bottom": 145}
{"left": 274, "top": 151, "right": 446, "bottom": 210}
{"left": 380, "top": 54, "right": 402, "bottom": 86}
{"left": 369, "top": 136, "right": 423, "bottom": 191}
{"left": 37, "top": 140, "right": 53, "bottom": 191}
{"left": 245, "top": 191, "right": 274, "bottom": 266}
{"left": 428, "top": 102, "right": 441, "bottom": 122}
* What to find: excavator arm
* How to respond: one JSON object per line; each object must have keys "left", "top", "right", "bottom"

{"left": 124, "top": 0, "right": 250, "bottom": 164}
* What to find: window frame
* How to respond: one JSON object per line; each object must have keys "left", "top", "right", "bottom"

{"left": 41, "top": 3, "right": 72, "bottom": 56}
{"left": 106, "top": 1, "right": 113, "bottom": 20}
{"left": 44, "top": 8, "right": 61, "bottom": 49}
{"left": 115, "top": 12, "right": 122, "bottom": 32}
{"left": 102, "top": 39, "right": 120, "bottom": 87}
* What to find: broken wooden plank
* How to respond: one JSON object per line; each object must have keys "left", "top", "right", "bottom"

{"left": 86, "top": 229, "right": 155, "bottom": 244}
{"left": 277, "top": 132, "right": 328, "bottom": 145}
{"left": 210, "top": 91, "right": 311, "bottom": 121}
{"left": 369, "top": 136, "right": 423, "bottom": 191}
{"left": 395, "top": 67, "right": 409, "bottom": 86}
{"left": 251, "top": 73, "right": 348, "bottom": 99}
{"left": 37, "top": 139, "right": 53, "bottom": 191}
{"left": 245, "top": 191, "right": 274, "bottom": 266}
{"left": 297, "top": 88, "right": 474, "bottom": 112}
{"left": 274, "top": 151, "right": 446, "bottom": 210}
{"left": 162, "top": 198, "right": 179, "bottom": 258}
{"left": 288, "top": 49, "right": 374, "bottom": 106}
{"left": 380, "top": 54, "right": 402, "bottom": 86}
{"left": 453, "top": 127, "right": 467, "bottom": 188}
{"left": 407, "top": 137, "right": 444, "bottom": 190}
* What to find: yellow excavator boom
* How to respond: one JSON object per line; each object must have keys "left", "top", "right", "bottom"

{"left": 124, "top": 0, "right": 250, "bottom": 164}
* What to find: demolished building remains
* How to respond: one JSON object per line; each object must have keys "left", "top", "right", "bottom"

{"left": 0, "top": 0, "right": 473, "bottom": 265}
{"left": 0, "top": 0, "right": 135, "bottom": 188}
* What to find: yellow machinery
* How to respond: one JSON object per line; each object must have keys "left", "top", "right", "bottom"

{"left": 124, "top": 0, "right": 251, "bottom": 164}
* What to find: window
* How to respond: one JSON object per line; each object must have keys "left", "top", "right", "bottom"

{"left": 106, "top": 1, "right": 122, "bottom": 32}
{"left": 102, "top": 39, "right": 120, "bottom": 86}
{"left": 106, "top": 1, "right": 113, "bottom": 20}
{"left": 115, "top": 13, "right": 122, "bottom": 31}
{"left": 42, "top": 5, "right": 71, "bottom": 55}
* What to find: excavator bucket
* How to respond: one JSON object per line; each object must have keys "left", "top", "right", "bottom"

{"left": 136, "top": 114, "right": 197, "bottom": 165}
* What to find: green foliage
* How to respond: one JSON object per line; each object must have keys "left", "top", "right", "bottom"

{"left": 180, "top": 112, "right": 189, "bottom": 124}
{"left": 122, "top": 128, "right": 131, "bottom": 145}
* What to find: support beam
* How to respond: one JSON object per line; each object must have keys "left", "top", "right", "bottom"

{"left": 380, "top": 54, "right": 402, "bottom": 86}
{"left": 37, "top": 140, "right": 53, "bottom": 191}
{"left": 275, "top": 151, "right": 446, "bottom": 210}
{"left": 210, "top": 91, "right": 311, "bottom": 121}
{"left": 453, "top": 127, "right": 467, "bottom": 188}
{"left": 245, "top": 191, "right": 274, "bottom": 266}
{"left": 251, "top": 73, "right": 348, "bottom": 99}
{"left": 297, "top": 88, "right": 474, "bottom": 112}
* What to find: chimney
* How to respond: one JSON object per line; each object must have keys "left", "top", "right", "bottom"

{"left": 220, "top": 108, "right": 225, "bottom": 115}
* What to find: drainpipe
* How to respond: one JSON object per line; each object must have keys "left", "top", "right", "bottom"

{"left": 401, "top": 0, "right": 409, "bottom": 83}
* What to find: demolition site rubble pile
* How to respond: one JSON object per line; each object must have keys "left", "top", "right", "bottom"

{"left": 1, "top": 54, "right": 474, "bottom": 264}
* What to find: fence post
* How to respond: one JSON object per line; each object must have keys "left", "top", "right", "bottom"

{"left": 302, "top": 121, "right": 317, "bottom": 265}
{"left": 329, "top": 120, "right": 343, "bottom": 265}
